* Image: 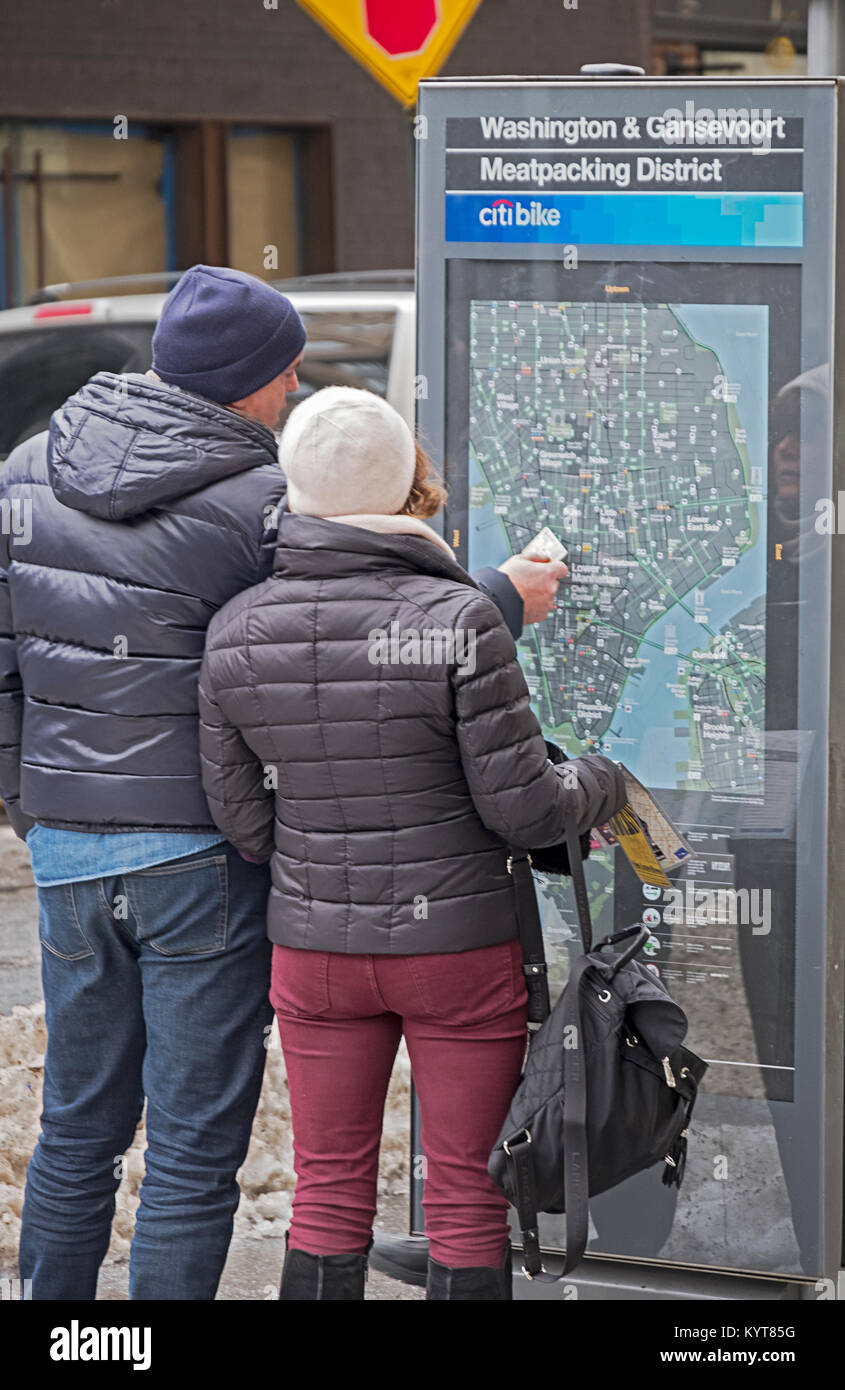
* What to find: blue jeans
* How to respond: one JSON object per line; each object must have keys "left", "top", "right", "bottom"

{"left": 19, "top": 843, "right": 273, "bottom": 1300}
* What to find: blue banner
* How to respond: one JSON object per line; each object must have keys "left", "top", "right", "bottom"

{"left": 445, "top": 192, "right": 803, "bottom": 248}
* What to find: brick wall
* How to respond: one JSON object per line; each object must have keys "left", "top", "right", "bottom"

{"left": 0, "top": 0, "right": 653, "bottom": 270}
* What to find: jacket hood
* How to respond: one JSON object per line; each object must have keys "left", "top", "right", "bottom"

{"left": 47, "top": 371, "right": 279, "bottom": 520}
{"left": 273, "top": 508, "right": 479, "bottom": 590}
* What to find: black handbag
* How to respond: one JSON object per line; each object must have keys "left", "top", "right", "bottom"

{"left": 489, "top": 813, "right": 708, "bottom": 1281}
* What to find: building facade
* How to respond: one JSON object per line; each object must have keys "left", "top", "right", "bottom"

{"left": 0, "top": 0, "right": 653, "bottom": 302}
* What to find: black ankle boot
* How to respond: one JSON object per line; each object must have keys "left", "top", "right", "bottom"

{"left": 370, "top": 1231, "right": 429, "bottom": 1287}
{"left": 425, "top": 1242, "right": 513, "bottom": 1301}
{"left": 278, "top": 1232, "right": 372, "bottom": 1301}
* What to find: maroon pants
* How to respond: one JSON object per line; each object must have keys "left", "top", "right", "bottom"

{"left": 270, "top": 938, "right": 528, "bottom": 1267}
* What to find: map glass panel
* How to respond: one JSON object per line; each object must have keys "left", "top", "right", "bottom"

{"left": 468, "top": 297, "right": 768, "bottom": 798}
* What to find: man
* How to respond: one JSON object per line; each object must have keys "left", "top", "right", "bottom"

{"left": 0, "top": 263, "right": 565, "bottom": 1301}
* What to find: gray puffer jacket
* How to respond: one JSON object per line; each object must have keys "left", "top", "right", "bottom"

{"left": 199, "top": 511, "right": 626, "bottom": 954}
{"left": 0, "top": 372, "right": 283, "bottom": 835}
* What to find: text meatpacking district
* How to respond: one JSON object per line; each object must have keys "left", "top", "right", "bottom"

{"left": 480, "top": 155, "right": 725, "bottom": 186}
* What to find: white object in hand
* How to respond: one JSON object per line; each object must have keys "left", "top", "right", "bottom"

{"left": 520, "top": 526, "right": 568, "bottom": 564}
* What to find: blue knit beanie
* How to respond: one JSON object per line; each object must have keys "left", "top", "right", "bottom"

{"left": 151, "top": 264, "right": 306, "bottom": 403}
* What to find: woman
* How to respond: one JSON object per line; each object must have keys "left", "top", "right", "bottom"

{"left": 198, "top": 386, "right": 626, "bottom": 1300}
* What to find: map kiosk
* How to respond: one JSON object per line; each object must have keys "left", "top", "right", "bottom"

{"left": 411, "top": 74, "right": 845, "bottom": 1298}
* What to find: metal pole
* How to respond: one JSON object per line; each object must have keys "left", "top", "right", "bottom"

{"left": 808, "top": 0, "right": 845, "bottom": 76}
{"left": 33, "top": 149, "right": 45, "bottom": 293}
{"left": 2, "top": 147, "right": 15, "bottom": 310}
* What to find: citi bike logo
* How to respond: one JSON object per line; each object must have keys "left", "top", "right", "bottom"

{"left": 480, "top": 197, "right": 561, "bottom": 228}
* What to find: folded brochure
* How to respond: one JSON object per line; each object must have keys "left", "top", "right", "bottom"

{"left": 590, "top": 766, "right": 692, "bottom": 889}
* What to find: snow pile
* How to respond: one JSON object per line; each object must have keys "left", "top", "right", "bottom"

{"left": 0, "top": 1004, "right": 46, "bottom": 1261}
{"left": 0, "top": 1005, "right": 411, "bottom": 1264}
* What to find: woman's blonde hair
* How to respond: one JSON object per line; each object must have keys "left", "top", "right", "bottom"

{"left": 399, "top": 441, "right": 448, "bottom": 519}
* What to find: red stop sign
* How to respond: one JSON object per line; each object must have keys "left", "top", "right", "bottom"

{"left": 364, "top": 0, "right": 438, "bottom": 56}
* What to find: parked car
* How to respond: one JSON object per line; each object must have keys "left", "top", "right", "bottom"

{"left": 0, "top": 269, "right": 415, "bottom": 461}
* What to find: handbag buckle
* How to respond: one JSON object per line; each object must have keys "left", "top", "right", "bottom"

{"left": 506, "top": 853, "right": 533, "bottom": 874}
{"left": 503, "top": 1129, "right": 531, "bottom": 1157}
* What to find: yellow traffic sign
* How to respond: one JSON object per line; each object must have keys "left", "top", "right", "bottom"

{"left": 297, "top": 0, "right": 483, "bottom": 107}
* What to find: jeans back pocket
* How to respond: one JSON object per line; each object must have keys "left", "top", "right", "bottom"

{"left": 38, "top": 883, "right": 95, "bottom": 961}
{"left": 125, "top": 854, "right": 229, "bottom": 957}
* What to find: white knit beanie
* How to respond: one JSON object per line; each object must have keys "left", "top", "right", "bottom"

{"left": 278, "top": 386, "right": 416, "bottom": 516}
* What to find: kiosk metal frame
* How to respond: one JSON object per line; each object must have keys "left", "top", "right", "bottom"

{"left": 410, "top": 75, "right": 845, "bottom": 1298}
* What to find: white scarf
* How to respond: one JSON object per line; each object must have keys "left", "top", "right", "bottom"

{"left": 324, "top": 512, "right": 455, "bottom": 560}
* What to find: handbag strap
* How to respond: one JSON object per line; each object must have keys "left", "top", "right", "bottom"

{"left": 565, "top": 817, "right": 593, "bottom": 954}
{"left": 509, "top": 949, "right": 593, "bottom": 1282}
{"left": 508, "top": 805, "right": 594, "bottom": 1027}
{"left": 507, "top": 850, "right": 550, "bottom": 1027}
{"left": 560, "top": 951, "right": 593, "bottom": 1274}
{"left": 506, "top": 809, "right": 596, "bottom": 1281}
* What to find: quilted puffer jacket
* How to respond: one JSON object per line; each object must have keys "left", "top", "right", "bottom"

{"left": 198, "top": 511, "right": 626, "bottom": 954}
{"left": 0, "top": 372, "right": 284, "bottom": 835}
